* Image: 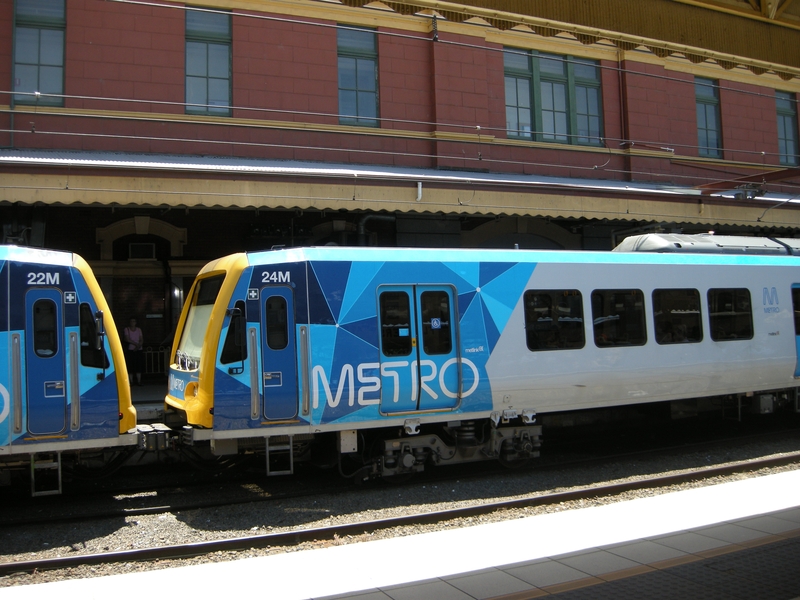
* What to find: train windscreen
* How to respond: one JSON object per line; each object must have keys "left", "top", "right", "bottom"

{"left": 175, "top": 274, "right": 224, "bottom": 365}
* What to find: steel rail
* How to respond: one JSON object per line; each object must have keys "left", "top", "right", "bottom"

{"left": 1, "top": 452, "right": 798, "bottom": 577}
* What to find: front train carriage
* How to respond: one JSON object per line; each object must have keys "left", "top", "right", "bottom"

{"left": 0, "top": 246, "right": 137, "bottom": 495}
{"left": 166, "top": 247, "right": 543, "bottom": 477}
{"left": 166, "top": 240, "right": 800, "bottom": 480}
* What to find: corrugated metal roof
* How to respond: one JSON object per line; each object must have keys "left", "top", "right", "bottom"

{"left": 2, "top": 149, "right": 798, "bottom": 229}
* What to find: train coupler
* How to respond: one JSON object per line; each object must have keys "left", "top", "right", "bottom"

{"left": 137, "top": 423, "right": 173, "bottom": 451}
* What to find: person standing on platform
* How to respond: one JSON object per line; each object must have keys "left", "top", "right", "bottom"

{"left": 123, "top": 317, "right": 144, "bottom": 386}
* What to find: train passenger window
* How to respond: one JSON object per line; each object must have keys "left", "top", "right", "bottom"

{"left": 652, "top": 289, "right": 702, "bottom": 345}
{"left": 420, "top": 291, "right": 452, "bottom": 355}
{"left": 79, "top": 303, "right": 109, "bottom": 368}
{"left": 380, "top": 291, "right": 412, "bottom": 357}
{"left": 708, "top": 288, "right": 753, "bottom": 341}
{"left": 265, "top": 296, "right": 288, "bottom": 350}
{"left": 220, "top": 300, "right": 247, "bottom": 364}
{"left": 591, "top": 289, "right": 646, "bottom": 347}
{"left": 523, "top": 290, "right": 584, "bottom": 351}
{"left": 794, "top": 288, "right": 800, "bottom": 335}
{"left": 33, "top": 299, "right": 57, "bottom": 357}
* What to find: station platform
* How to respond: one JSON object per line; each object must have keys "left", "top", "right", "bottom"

{"left": 129, "top": 382, "right": 166, "bottom": 422}
{"left": 2, "top": 469, "right": 799, "bottom": 599}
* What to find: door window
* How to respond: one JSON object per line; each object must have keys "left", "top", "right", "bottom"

{"left": 33, "top": 299, "right": 57, "bottom": 357}
{"left": 419, "top": 291, "right": 452, "bottom": 355}
{"left": 265, "top": 296, "right": 288, "bottom": 350}
{"left": 380, "top": 291, "right": 412, "bottom": 356}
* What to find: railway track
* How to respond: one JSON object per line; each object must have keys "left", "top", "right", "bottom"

{"left": 2, "top": 422, "right": 799, "bottom": 529}
{"left": 1, "top": 421, "right": 797, "bottom": 529}
{"left": 1, "top": 451, "right": 799, "bottom": 578}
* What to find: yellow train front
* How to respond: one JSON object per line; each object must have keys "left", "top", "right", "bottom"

{"left": 0, "top": 245, "right": 137, "bottom": 495}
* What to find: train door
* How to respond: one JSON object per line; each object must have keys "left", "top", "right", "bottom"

{"left": 378, "top": 285, "right": 459, "bottom": 414}
{"left": 25, "top": 289, "right": 67, "bottom": 435}
{"left": 793, "top": 285, "right": 800, "bottom": 378}
{"left": 259, "top": 286, "right": 298, "bottom": 421}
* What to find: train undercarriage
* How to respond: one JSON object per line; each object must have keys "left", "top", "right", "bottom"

{"left": 4, "top": 388, "right": 799, "bottom": 495}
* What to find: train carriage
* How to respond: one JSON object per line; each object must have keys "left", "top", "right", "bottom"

{"left": 165, "top": 236, "right": 800, "bottom": 479}
{"left": 0, "top": 246, "right": 137, "bottom": 494}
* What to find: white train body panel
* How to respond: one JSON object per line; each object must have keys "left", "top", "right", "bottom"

{"left": 487, "top": 258, "right": 796, "bottom": 414}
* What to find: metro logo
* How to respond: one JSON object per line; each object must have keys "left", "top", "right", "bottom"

{"left": 312, "top": 359, "right": 480, "bottom": 409}
{"left": 764, "top": 287, "right": 779, "bottom": 306}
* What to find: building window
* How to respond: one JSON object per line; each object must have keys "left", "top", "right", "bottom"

{"left": 338, "top": 26, "right": 378, "bottom": 127}
{"left": 504, "top": 49, "right": 602, "bottom": 145}
{"left": 504, "top": 50, "right": 533, "bottom": 139}
{"left": 777, "top": 91, "right": 799, "bottom": 166}
{"left": 696, "top": 77, "right": 722, "bottom": 158}
{"left": 186, "top": 9, "right": 231, "bottom": 116}
{"left": 13, "top": 0, "right": 65, "bottom": 106}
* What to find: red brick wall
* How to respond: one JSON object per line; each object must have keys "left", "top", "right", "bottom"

{"left": 621, "top": 61, "right": 697, "bottom": 153}
{"left": 600, "top": 59, "right": 623, "bottom": 146}
{"left": 431, "top": 33, "right": 498, "bottom": 131}
{"left": 720, "top": 80, "right": 781, "bottom": 165}
{"left": 233, "top": 11, "right": 337, "bottom": 124}
{"left": 66, "top": 0, "right": 184, "bottom": 112}
{"left": 378, "top": 27, "right": 434, "bottom": 131}
{"left": 430, "top": 32, "right": 502, "bottom": 169}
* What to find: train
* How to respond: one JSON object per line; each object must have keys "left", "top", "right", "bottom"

{"left": 0, "top": 245, "right": 138, "bottom": 495}
{"left": 164, "top": 233, "right": 800, "bottom": 480}
{"left": 3, "top": 234, "right": 799, "bottom": 495}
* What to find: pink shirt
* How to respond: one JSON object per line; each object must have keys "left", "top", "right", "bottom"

{"left": 125, "top": 327, "right": 143, "bottom": 350}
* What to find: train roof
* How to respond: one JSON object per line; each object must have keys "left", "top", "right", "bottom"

{"left": 0, "top": 245, "right": 74, "bottom": 266}
{"left": 613, "top": 233, "right": 800, "bottom": 255}
{"left": 239, "top": 239, "right": 800, "bottom": 269}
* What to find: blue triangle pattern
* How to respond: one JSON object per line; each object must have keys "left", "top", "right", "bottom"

{"left": 457, "top": 291, "right": 477, "bottom": 321}
{"left": 481, "top": 299, "right": 502, "bottom": 352}
{"left": 340, "top": 317, "right": 378, "bottom": 349}
{"left": 320, "top": 327, "right": 379, "bottom": 422}
{"left": 479, "top": 262, "right": 517, "bottom": 287}
{"left": 309, "top": 261, "right": 352, "bottom": 322}
{"left": 340, "top": 262, "right": 384, "bottom": 323}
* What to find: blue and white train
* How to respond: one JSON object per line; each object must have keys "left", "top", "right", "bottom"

{"left": 0, "top": 246, "right": 137, "bottom": 494}
{"left": 165, "top": 234, "right": 800, "bottom": 478}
